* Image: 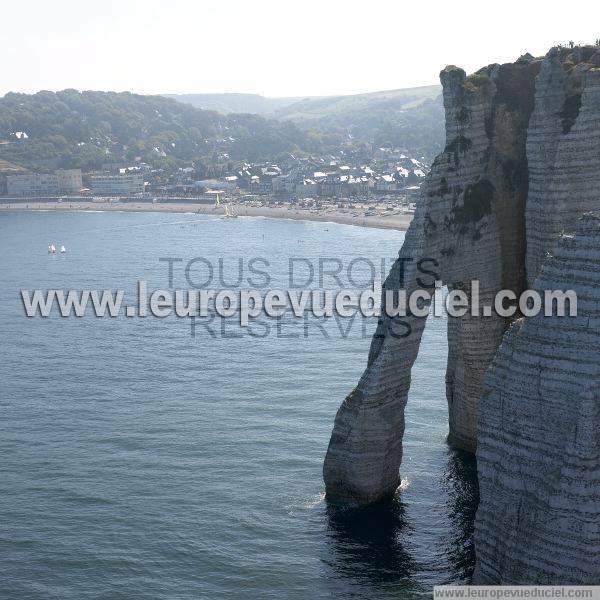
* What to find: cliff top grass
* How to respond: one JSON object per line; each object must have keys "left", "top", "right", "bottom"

{"left": 463, "top": 70, "right": 493, "bottom": 93}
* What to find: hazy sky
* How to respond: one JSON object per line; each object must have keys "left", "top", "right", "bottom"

{"left": 3, "top": 0, "right": 600, "bottom": 98}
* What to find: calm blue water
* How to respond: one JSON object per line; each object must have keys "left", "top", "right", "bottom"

{"left": 0, "top": 211, "right": 477, "bottom": 599}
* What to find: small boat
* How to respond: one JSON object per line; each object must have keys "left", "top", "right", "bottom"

{"left": 60, "top": 245, "right": 66, "bottom": 254}
{"left": 223, "top": 205, "right": 237, "bottom": 218}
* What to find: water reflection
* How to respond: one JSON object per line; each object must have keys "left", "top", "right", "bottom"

{"left": 441, "top": 447, "right": 479, "bottom": 583}
{"left": 320, "top": 448, "right": 479, "bottom": 594}
{"left": 323, "top": 495, "right": 417, "bottom": 587}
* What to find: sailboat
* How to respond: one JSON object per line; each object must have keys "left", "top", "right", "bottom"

{"left": 60, "top": 245, "right": 66, "bottom": 254}
{"left": 223, "top": 204, "right": 238, "bottom": 218}
{"left": 48, "top": 243, "right": 56, "bottom": 254}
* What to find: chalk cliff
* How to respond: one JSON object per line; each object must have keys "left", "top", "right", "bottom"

{"left": 324, "top": 54, "right": 541, "bottom": 505}
{"left": 324, "top": 45, "right": 600, "bottom": 581}
{"left": 525, "top": 46, "right": 600, "bottom": 284}
{"left": 473, "top": 46, "right": 600, "bottom": 583}
{"left": 474, "top": 214, "right": 600, "bottom": 583}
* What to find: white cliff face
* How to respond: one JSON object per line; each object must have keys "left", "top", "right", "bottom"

{"left": 474, "top": 213, "right": 600, "bottom": 584}
{"left": 325, "top": 45, "right": 600, "bottom": 583}
{"left": 324, "top": 58, "right": 540, "bottom": 505}
{"left": 472, "top": 46, "right": 600, "bottom": 584}
{"left": 325, "top": 46, "right": 600, "bottom": 583}
{"left": 526, "top": 47, "right": 600, "bottom": 285}
{"left": 322, "top": 205, "right": 431, "bottom": 506}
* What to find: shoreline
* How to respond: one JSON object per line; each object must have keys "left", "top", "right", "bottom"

{"left": 0, "top": 201, "right": 414, "bottom": 231}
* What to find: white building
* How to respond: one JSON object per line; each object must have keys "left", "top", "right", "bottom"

{"left": 56, "top": 169, "right": 83, "bottom": 194}
{"left": 6, "top": 169, "right": 83, "bottom": 197}
{"left": 88, "top": 173, "right": 145, "bottom": 196}
{"left": 7, "top": 173, "right": 58, "bottom": 197}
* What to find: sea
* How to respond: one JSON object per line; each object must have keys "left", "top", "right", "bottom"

{"left": 0, "top": 210, "right": 478, "bottom": 600}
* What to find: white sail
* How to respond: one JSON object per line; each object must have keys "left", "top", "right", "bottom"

{"left": 223, "top": 204, "right": 237, "bottom": 218}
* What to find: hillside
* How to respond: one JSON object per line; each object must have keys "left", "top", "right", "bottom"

{"left": 292, "top": 95, "right": 444, "bottom": 161}
{"left": 163, "top": 93, "right": 304, "bottom": 115}
{"left": 0, "top": 90, "right": 322, "bottom": 172}
{"left": 272, "top": 85, "right": 441, "bottom": 120}
{"left": 0, "top": 86, "right": 446, "bottom": 173}
{"left": 0, "top": 158, "right": 25, "bottom": 174}
{"left": 274, "top": 86, "right": 444, "bottom": 161}
{"left": 167, "top": 85, "right": 445, "bottom": 161}
{"left": 166, "top": 85, "right": 440, "bottom": 118}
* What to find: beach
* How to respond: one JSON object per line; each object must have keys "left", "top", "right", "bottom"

{"left": 0, "top": 200, "right": 414, "bottom": 231}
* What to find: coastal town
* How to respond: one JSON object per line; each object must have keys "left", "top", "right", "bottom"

{"left": 0, "top": 150, "right": 427, "bottom": 228}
